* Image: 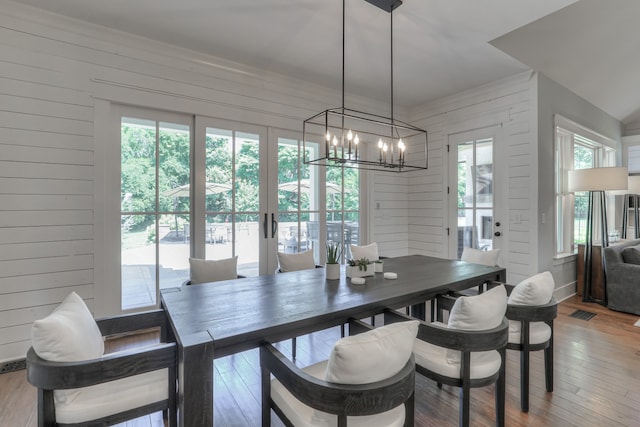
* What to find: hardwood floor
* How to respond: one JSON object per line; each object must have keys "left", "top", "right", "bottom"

{"left": 2, "top": 295, "right": 640, "bottom": 426}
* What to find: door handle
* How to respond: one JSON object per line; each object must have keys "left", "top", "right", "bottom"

{"left": 271, "top": 213, "right": 278, "bottom": 238}
{"left": 263, "top": 213, "right": 268, "bottom": 239}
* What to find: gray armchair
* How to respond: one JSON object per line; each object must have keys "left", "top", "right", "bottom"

{"left": 604, "top": 238, "right": 640, "bottom": 315}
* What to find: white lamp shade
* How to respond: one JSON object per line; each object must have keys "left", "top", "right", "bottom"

{"left": 568, "top": 167, "right": 628, "bottom": 192}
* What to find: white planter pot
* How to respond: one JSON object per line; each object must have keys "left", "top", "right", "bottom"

{"left": 325, "top": 263, "right": 340, "bottom": 280}
{"left": 374, "top": 261, "right": 384, "bottom": 273}
{"left": 346, "top": 265, "right": 374, "bottom": 278}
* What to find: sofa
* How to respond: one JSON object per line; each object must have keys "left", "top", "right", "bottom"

{"left": 603, "top": 238, "right": 640, "bottom": 315}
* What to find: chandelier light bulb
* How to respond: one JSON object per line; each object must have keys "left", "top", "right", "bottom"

{"left": 378, "top": 139, "right": 383, "bottom": 149}
{"left": 398, "top": 139, "right": 405, "bottom": 151}
{"left": 347, "top": 129, "right": 353, "bottom": 141}
{"left": 383, "top": 143, "right": 388, "bottom": 152}
{"left": 332, "top": 136, "right": 338, "bottom": 146}
{"left": 326, "top": 131, "right": 331, "bottom": 141}
{"left": 354, "top": 134, "right": 359, "bottom": 145}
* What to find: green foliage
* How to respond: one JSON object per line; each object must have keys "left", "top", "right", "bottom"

{"left": 326, "top": 241, "right": 342, "bottom": 264}
{"left": 348, "top": 257, "right": 370, "bottom": 271}
{"left": 121, "top": 126, "right": 359, "bottom": 232}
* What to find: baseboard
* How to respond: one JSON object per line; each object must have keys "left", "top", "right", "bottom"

{"left": 0, "top": 358, "right": 26, "bottom": 374}
{"left": 555, "top": 281, "right": 577, "bottom": 303}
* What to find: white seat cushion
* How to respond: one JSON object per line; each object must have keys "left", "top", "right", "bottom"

{"left": 189, "top": 256, "right": 238, "bottom": 284}
{"left": 508, "top": 320, "right": 552, "bottom": 345}
{"left": 271, "top": 360, "right": 405, "bottom": 427}
{"left": 55, "top": 366, "right": 168, "bottom": 424}
{"left": 277, "top": 250, "right": 316, "bottom": 272}
{"left": 349, "top": 242, "right": 379, "bottom": 261}
{"left": 460, "top": 247, "right": 500, "bottom": 266}
{"left": 324, "top": 320, "right": 419, "bottom": 384}
{"left": 508, "top": 271, "right": 554, "bottom": 306}
{"left": 413, "top": 336, "right": 502, "bottom": 380}
{"left": 31, "top": 292, "right": 105, "bottom": 404}
{"left": 446, "top": 285, "right": 506, "bottom": 364}
{"left": 31, "top": 292, "right": 104, "bottom": 363}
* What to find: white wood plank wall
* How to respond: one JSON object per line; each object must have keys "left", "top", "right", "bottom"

{"left": 0, "top": 34, "right": 95, "bottom": 360}
{"left": 403, "top": 73, "right": 538, "bottom": 284}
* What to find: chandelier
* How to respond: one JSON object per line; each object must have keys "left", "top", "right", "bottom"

{"left": 303, "top": 0, "right": 428, "bottom": 173}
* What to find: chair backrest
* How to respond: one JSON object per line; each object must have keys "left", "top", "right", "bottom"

{"left": 506, "top": 271, "right": 554, "bottom": 307}
{"left": 189, "top": 256, "right": 239, "bottom": 284}
{"left": 349, "top": 242, "right": 379, "bottom": 261}
{"left": 261, "top": 320, "right": 418, "bottom": 425}
{"left": 460, "top": 247, "right": 500, "bottom": 266}
{"left": 276, "top": 249, "right": 315, "bottom": 272}
{"left": 27, "top": 293, "right": 177, "bottom": 426}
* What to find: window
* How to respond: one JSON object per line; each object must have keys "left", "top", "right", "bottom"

{"left": 555, "top": 117, "right": 616, "bottom": 256}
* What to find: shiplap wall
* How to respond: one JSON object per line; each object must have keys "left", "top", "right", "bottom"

{"left": 401, "top": 72, "right": 539, "bottom": 284}
{"left": 0, "top": 0, "right": 415, "bottom": 362}
{"left": 0, "top": 16, "right": 96, "bottom": 361}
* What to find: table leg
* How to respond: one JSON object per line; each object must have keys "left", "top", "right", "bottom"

{"left": 178, "top": 335, "right": 214, "bottom": 426}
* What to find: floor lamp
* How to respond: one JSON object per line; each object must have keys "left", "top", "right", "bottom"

{"left": 568, "top": 166, "right": 628, "bottom": 304}
{"left": 621, "top": 176, "right": 640, "bottom": 239}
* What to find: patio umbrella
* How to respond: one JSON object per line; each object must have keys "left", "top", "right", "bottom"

{"left": 161, "top": 182, "right": 232, "bottom": 198}
{"left": 162, "top": 182, "right": 232, "bottom": 236}
{"left": 278, "top": 179, "right": 343, "bottom": 195}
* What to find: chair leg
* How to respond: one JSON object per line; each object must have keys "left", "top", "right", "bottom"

{"left": 340, "top": 323, "right": 345, "bottom": 337}
{"left": 495, "top": 350, "right": 506, "bottom": 427}
{"left": 459, "top": 385, "right": 470, "bottom": 427}
{"left": 430, "top": 299, "right": 436, "bottom": 322}
{"left": 291, "top": 337, "right": 296, "bottom": 360}
{"left": 371, "top": 315, "right": 375, "bottom": 326}
{"left": 520, "top": 350, "right": 530, "bottom": 412}
{"left": 545, "top": 342, "right": 554, "bottom": 392}
{"left": 403, "top": 392, "right": 415, "bottom": 427}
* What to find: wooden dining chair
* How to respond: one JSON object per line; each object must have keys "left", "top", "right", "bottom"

{"left": 261, "top": 318, "right": 418, "bottom": 426}
{"left": 384, "top": 285, "right": 509, "bottom": 427}
{"left": 27, "top": 292, "right": 177, "bottom": 426}
{"left": 437, "top": 272, "right": 558, "bottom": 413}
{"left": 275, "top": 250, "right": 324, "bottom": 358}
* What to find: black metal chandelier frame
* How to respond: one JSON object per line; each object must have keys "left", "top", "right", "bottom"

{"left": 302, "top": 0, "right": 428, "bottom": 173}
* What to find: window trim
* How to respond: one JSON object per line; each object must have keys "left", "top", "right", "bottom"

{"left": 554, "top": 115, "right": 616, "bottom": 258}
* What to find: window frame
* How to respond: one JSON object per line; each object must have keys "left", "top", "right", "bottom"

{"left": 554, "top": 115, "right": 616, "bottom": 258}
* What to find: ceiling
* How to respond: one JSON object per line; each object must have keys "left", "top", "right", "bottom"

{"left": 11, "top": 0, "right": 640, "bottom": 125}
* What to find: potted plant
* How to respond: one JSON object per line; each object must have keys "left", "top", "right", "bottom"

{"left": 346, "top": 257, "right": 374, "bottom": 278}
{"left": 325, "top": 241, "right": 342, "bottom": 280}
{"left": 373, "top": 259, "right": 384, "bottom": 273}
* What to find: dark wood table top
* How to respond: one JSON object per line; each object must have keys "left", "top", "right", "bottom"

{"left": 161, "top": 254, "right": 505, "bottom": 358}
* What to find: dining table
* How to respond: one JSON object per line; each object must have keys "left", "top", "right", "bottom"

{"left": 160, "top": 254, "right": 506, "bottom": 426}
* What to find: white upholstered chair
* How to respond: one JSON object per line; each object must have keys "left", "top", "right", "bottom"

{"left": 26, "top": 292, "right": 177, "bottom": 426}
{"left": 503, "top": 271, "right": 557, "bottom": 412}
{"left": 349, "top": 242, "right": 380, "bottom": 262}
{"left": 385, "top": 285, "right": 509, "bottom": 427}
{"left": 460, "top": 247, "right": 500, "bottom": 266}
{"left": 436, "top": 272, "right": 558, "bottom": 413}
{"left": 183, "top": 256, "right": 243, "bottom": 286}
{"left": 276, "top": 249, "right": 318, "bottom": 273}
{"left": 261, "top": 319, "right": 418, "bottom": 426}
{"left": 276, "top": 249, "right": 322, "bottom": 358}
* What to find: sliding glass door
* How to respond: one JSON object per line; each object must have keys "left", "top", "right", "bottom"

{"left": 195, "top": 118, "right": 268, "bottom": 276}
{"left": 120, "top": 114, "right": 192, "bottom": 310}
{"left": 116, "top": 109, "right": 359, "bottom": 311}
